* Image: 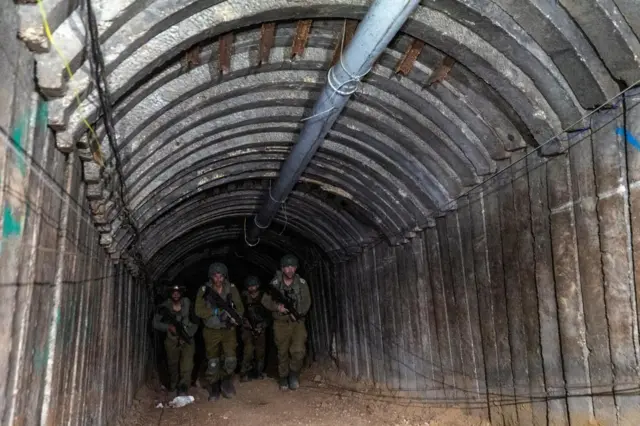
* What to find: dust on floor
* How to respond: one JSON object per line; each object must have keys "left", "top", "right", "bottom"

{"left": 122, "top": 368, "right": 489, "bottom": 426}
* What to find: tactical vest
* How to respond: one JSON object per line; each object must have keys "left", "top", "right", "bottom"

{"left": 271, "top": 272, "right": 303, "bottom": 312}
{"left": 202, "top": 281, "right": 234, "bottom": 329}
{"left": 161, "top": 298, "right": 189, "bottom": 340}
{"left": 243, "top": 291, "right": 267, "bottom": 324}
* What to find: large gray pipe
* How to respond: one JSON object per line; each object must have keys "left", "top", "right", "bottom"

{"left": 246, "top": 0, "right": 420, "bottom": 244}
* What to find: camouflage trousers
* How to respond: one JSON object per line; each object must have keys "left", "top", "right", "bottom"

{"left": 164, "top": 337, "right": 194, "bottom": 390}
{"left": 241, "top": 329, "right": 267, "bottom": 374}
{"left": 273, "top": 320, "right": 307, "bottom": 378}
{"left": 202, "top": 327, "right": 237, "bottom": 384}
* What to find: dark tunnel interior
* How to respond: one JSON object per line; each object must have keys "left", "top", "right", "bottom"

{"left": 3, "top": 0, "right": 640, "bottom": 425}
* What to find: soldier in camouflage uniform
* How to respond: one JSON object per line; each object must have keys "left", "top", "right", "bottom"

{"left": 195, "top": 262, "right": 244, "bottom": 400}
{"left": 240, "top": 275, "right": 269, "bottom": 382}
{"left": 152, "top": 285, "right": 198, "bottom": 396}
{"left": 262, "top": 254, "right": 311, "bottom": 391}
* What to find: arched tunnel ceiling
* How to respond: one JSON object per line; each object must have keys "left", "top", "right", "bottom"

{"left": 21, "top": 0, "right": 640, "bottom": 279}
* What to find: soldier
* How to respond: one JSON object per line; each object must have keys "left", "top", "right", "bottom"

{"left": 262, "top": 254, "right": 311, "bottom": 391}
{"left": 195, "top": 262, "right": 244, "bottom": 401}
{"left": 152, "top": 284, "right": 198, "bottom": 396}
{"left": 240, "top": 275, "right": 269, "bottom": 382}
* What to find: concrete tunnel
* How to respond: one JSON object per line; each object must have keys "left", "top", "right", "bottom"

{"left": 2, "top": 0, "right": 640, "bottom": 424}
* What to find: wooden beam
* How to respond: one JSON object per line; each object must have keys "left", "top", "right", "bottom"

{"left": 259, "top": 22, "right": 276, "bottom": 66}
{"left": 395, "top": 38, "right": 424, "bottom": 76}
{"left": 426, "top": 55, "right": 456, "bottom": 87}
{"left": 181, "top": 44, "right": 201, "bottom": 72}
{"left": 218, "top": 32, "right": 234, "bottom": 75}
{"left": 292, "top": 19, "right": 313, "bottom": 58}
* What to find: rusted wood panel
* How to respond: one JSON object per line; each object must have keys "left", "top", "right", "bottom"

{"left": 259, "top": 23, "right": 276, "bottom": 65}
{"left": 291, "top": 20, "right": 312, "bottom": 58}
{"left": 218, "top": 32, "right": 233, "bottom": 75}
{"left": 395, "top": 38, "right": 424, "bottom": 76}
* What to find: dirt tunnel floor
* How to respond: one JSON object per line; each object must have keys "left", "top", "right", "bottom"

{"left": 123, "top": 365, "right": 490, "bottom": 426}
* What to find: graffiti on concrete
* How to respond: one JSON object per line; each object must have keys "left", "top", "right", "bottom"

{"left": 1, "top": 100, "right": 48, "bottom": 245}
{"left": 616, "top": 127, "right": 640, "bottom": 151}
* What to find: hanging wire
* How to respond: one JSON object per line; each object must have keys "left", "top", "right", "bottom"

{"left": 35, "top": 0, "right": 104, "bottom": 166}
{"left": 85, "top": 0, "right": 150, "bottom": 278}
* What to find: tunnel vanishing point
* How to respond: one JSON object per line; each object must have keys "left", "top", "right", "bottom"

{"left": 2, "top": 0, "right": 640, "bottom": 424}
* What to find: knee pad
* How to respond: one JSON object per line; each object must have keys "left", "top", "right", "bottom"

{"left": 224, "top": 357, "right": 237, "bottom": 372}
{"left": 290, "top": 350, "right": 305, "bottom": 361}
{"left": 207, "top": 358, "right": 220, "bottom": 375}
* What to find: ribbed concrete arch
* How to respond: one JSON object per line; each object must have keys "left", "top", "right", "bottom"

{"left": 126, "top": 163, "right": 413, "bottom": 237}
{"left": 134, "top": 188, "right": 377, "bottom": 259}
{"left": 22, "top": 0, "right": 640, "bottom": 276}
{"left": 160, "top": 245, "right": 281, "bottom": 283}
{"left": 149, "top": 225, "right": 321, "bottom": 280}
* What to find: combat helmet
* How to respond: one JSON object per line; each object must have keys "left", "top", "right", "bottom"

{"left": 280, "top": 254, "right": 299, "bottom": 268}
{"left": 244, "top": 275, "right": 260, "bottom": 288}
{"left": 208, "top": 262, "right": 228, "bottom": 278}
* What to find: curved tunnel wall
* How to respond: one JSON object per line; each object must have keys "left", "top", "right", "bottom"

{"left": 0, "top": 91, "right": 151, "bottom": 426}
{"left": 2, "top": 0, "right": 640, "bottom": 425}
{"left": 317, "top": 91, "right": 640, "bottom": 426}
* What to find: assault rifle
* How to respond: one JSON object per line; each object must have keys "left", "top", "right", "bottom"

{"left": 203, "top": 286, "right": 246, "bottom": 328}
{"left": 158, "top": 306, "right": 193, "bottom": 344}
{"left": 264, "top": 285, "right": 303, "bottom": 321}
{"left": 244, "top": 303, "right": 266, "bottom": 336}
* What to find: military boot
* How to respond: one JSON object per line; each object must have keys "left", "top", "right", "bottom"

{"left": 288, "top": 371, "right": 299, "bottom": 390}
{"left": 279, "top": 377, "right": 289, "bottom": 391}
{"left": 177, "top": 384, "right": 188, "bottom": 396}
{"left": 208, "top": 382, "right": 220, "bottom": 401}
{"left": 220, "top": 377, "right": 236, "bottom": 398}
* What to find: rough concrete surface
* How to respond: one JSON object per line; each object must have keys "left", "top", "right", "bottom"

{"left": 3, "top": 0, "right": 640, "bottom": 425}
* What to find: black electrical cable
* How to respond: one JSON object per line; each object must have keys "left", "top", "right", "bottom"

{"left": 85, "top": 0, "right": 150, "bottom": 280}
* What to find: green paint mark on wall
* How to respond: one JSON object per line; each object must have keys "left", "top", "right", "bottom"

{"left": 37, "top": 100, "right": 48, "bottom": 129}
{"left": 33, "top": 344, "right": 49, "bottom": 373}
{"left": 10, "top": 117, "right": 27, "bottom": 175}
{"left": 2, "top": 204, "right": 22, "bottom": 237}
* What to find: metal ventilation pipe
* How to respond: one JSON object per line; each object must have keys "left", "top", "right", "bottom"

{"left": 246, "top": 0, "right": 420, "bottom": 244}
